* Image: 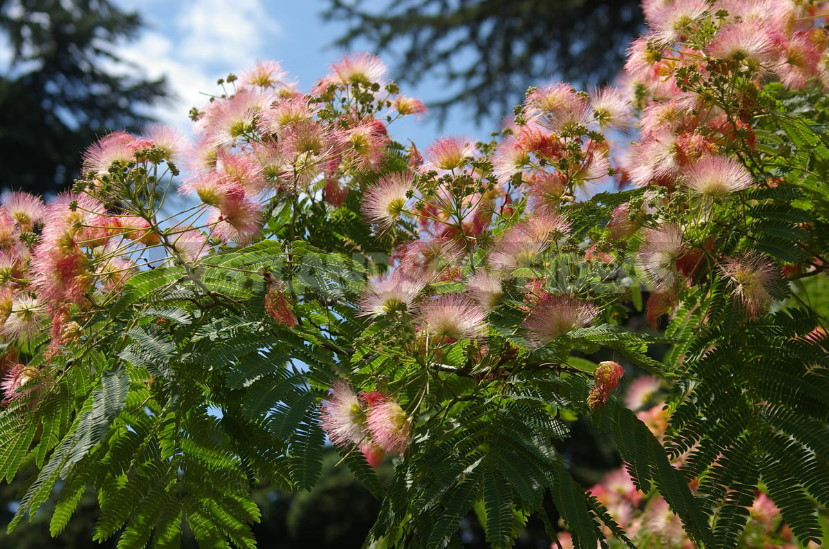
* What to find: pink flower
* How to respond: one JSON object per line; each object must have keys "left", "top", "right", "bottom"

{"left": 391, "top": 96, "right": 427, "bottom": 117}
{"left": 207, "top": 199, "right": 263, "bottom": 244}
{"left": 215, "top": 150, "right": 267, "bottom": 195}
{"left": 588, "top": 361, "right": 625, "bottom": 409}
{"left": 0, "top": 294, "right": 45, "bottom": 342}
{"left": 624, "top": 376, "right": 661, "bottom": 411}
{"left": 420, "top": 136, "right": 476, "bottom": 172}
{"left": 1, "top": 363, "right": 38, "bottom": 403}
{"left": 264, "top": 272, "right": 296, "bottom": 327}
{"left": 720, "top": 251, "right": 780, "bottom": 317}
{"left": 258, "top": 96, "right": 316, "bottom": 135}
{"left": 607, "top": 203, "right": 637, "bottom": 241}
{"left": 491, "top": 136, "right": 530, "bottom": 184}
{"left": 197, "top": 88, "right": 275, "bottom": 147}
{"left": 320, "top": 380, "right": 368, "bottom": 447}
{"left": 646, "top": 0, "right": 709, "bottom": 43}
{"left": 238, "top": 60, "right": 288, "bottom": 89}
{"left": 361, "top": 172, "right": 415, "bottom": 230}
{"left": 637, "top": 225, "right": 685, "bottom": 291}
{"left": 82, "top": 132, "right": 152, "bottom": 176}
{"left": 361, "top": 391, "right": 410, "bottom": 455}
{"left": 775, "top": 31, "right": 823, "bottom": 89}
{"left": 359, "top": 270, "right": 425, "bottom": 317}
{"left": 524, "top": 83, "right": 590, "bottom": 132}
{"left": 466, "top": 271, "right": 503, "bottom": 312}
{"left": 707, "top": 20, "right": 780, "bottom": 68}
{"left": 170, "top": 228, "right": 210, "bottom": 263}
{"left": 345, "top": 117, "right": 390, "bottom": 172}
{"left": 360, "top": 443, "right": 385, "bottom": 469}
{"left": 142, "top": 124, "right": 188, "bottom": 163}
{"left": 488, "top": 213, "right": 571, "bottom": 271}
{"left": 682, "top": 155, "right": 753, "bottom": 196}
{"left": 589, "top": 86, "right": 633, "bottom": 130}
{"left": 325, "top": 52, "right": 388, "bottom": 87}
{"left": 417, "top": 294, "right": 487, "bottom": 340}
{"left": 523, "top": 294, "right": 599, "bottom": 345}
{"left": 1, "top": 192, "right": 45, "bottom": 230}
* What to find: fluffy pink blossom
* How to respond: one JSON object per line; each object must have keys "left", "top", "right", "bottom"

{"left": 707, "top": 20, "right": 780, "bottom": 68}
{"left": 170, "top": 228, "right": 210, "bottom": 263}
{"left": 1, "top": 363, "right": 38, "bottom": 403}
{"left": 360, "top": 443, "right": 385, "bottom": 469}
{"left": 258, "top": 96, "right": 316, "bottom": 135}
{"left": 466, "top": 271, "right": 502, "bottom": 312}
{"left": 646, "top": 0, "right": 709, "bottom": 43}
{"left": 523, "top": 294, "right": 599, "bottom": 346}
{"left": 682, "top": 155, "right": 753, "bottom": 196}
{"left": 359, "top": 270, "right": 425, "bottom": 317}
{"left": 491, "top": 136, "right": 530, "bottom": 184}
{"left": 637, "top": 225, "right": 685, "bottom": 291}
{"left": 320, "top": 380, "right": 368, "bottom": 447}
{"left": 82, "top": 132, "right": 152, "bottom": 176}
{"left": 417, "top": 294, "right": 487, "bottom": 340}
{"left": 589, "top": 86, "right": 633, "bottom": 130}
{"left": 361, "top": 172, "right": 415, "bottom": 230}
{"left": 1, "top": 192, "right": 45, "bottom": 230}
{"left": 238, "top": 60, "right": 288, "bottom": 89}
{"left": 420, "top": 136, "right": 476, "bottom": 172}
{"left": 345, "top": 117, "right": 390, "bottom": 172}
{"left": 775, "top": 31, "right": 823, "bottom": 89}
{"left": 361, "top": 391, "right": 410, "bottom": 455}
{"left": 394, "top": 238, "right": 464, "bottom": 278}
{"left": 0, "top": 294, "right": 45, "bottom": 341}
{"left": 324, "top": 52, "right": 388, "bottom": 87}
{"left": 525, "top": 83, "right": 591, "bottom": 132}
{"left": 198, "top": 88, "right": 275, "bottom": 147}
{"left": 216, "top": 150, "right": 267, "bottom": 194}
{"left": 488, "top": 213, "right": 571, "bottom": 271}
{"left": 624, "top": 376, "right": 661, "bottom": 411}
{"left": 720, "top": 251, "right": 780, "bottom": 317}
{"left": 206, "top": 199, "right": 263, "bottom": 244}
{"left": 142, "top": 124, "right": 188, "bottom": 163}
{"left": 391, "top": 96, "right": 427, "bottom": 117}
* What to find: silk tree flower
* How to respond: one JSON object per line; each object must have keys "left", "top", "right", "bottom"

{"left": 170, "top": 227, "right": 210, "bottom": 264}
{"left": 215, "top": 150, "right": 267, "bottom": 194}
{"left": 360, "top": 443, "right": 385, "bottom": 469}
{"left": 720, "top": 251, "right": 780, "bottom": 317}
{"left": 206, "top": 198, "right": 263, "bottom": 244}
{"left": 198, "top": 88, "right": 275, "bottom": 148}
{"left": 1, "top": 363, "right": 38, "bottom": 403}
{"left": 1, "top": 192, "right": 45, "bottom": 231}
{"left": 258, "top": 96, "right": 316, "bottom": 135}
{"left": 682, "top": 155, "right": 753, "bottom": 197}
{"left": 417, "top": 294, "right": 487, "bottom": 340}
{"left": 345, "top": 117, "right": 390, "bottom": 172}
{"left": 359, "top": 271, "right": 425, "bottom": 317}
{"left": 420, "top": 136, "right": 476, "bottom": 173}
{"left": 466, "top": 271, "right": 503, "bottom": 312}
{"left": 525, "top": 83, "right": 591, "bottom": 132}
{"left": 624, "top": 376, "right": 661, "bottom": 411}
{"left": 361, "top": 172, "right": 416, "bottom": 231}
{"left": 82, "top": 132, "right": 153, "bottom": 176}
{"left": 775, "top": 31, "right": 824, "bottom": 90}
{"left": 589, "top": 86, "right": 633, "bottom": 131}
{"left": 326, "top": 52, "right": 388, "bottom": 87}
{"left": 523, "top": 294, "right": 599, "bottom": 346}
{"left": 320, "top": 380, "right": 368, "bottom": 447}
{"left": 237, "top": 60, "right": 288, "bottom": 90}
{"left": 646, "top": 0, "right": 709, "bottom": 43}
{"left": 142, "top": 124, "right": 188, "bottom": 163}
{"left": 488, "top": 213, "right": 571, "bottom": 271}
{"left": 391, "top": 96, "right": 427, "bottom": 118}
{"left": 0, "top": 294, "right": 46, "bottom": 342}
{"left": 636, "top": 225, "right": 685, "bottom": 291}
{"left": 706, "top": 20, "right": 779, "bottom": 68}
{"left": 360, "top": 391, "right": 410, "bottom": 455}
{"left": 491, "top": 135, "right": 531, "bottom": 184}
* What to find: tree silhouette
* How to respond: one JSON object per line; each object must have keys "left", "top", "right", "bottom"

{"left": 0, "top": 0, "right": 168, "bottom": 195}
{"left": 324, "top": 0, "right": 643, "bottom": 123}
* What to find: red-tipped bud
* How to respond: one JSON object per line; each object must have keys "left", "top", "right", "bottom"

{"left": 588, "top": 361, "right": 624, "bottom": 410}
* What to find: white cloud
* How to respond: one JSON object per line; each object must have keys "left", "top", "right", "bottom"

{"left": 111, "top": 0, "right": 281, "bottom": 130}
{"left": 177, "top": 0, "right": 282, "bottom": 67}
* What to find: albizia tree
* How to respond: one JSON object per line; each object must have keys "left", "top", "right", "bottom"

{"left": 0, "top": 1, "right": 827, "bottom": 547}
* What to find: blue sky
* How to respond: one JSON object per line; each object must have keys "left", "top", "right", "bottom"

{"left": 110, "top": 0, "right": 489, "bottom": 148}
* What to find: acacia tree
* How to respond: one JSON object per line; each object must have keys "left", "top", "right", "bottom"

{"left": 0, "top": 1, "right": 827, "bottom": 548}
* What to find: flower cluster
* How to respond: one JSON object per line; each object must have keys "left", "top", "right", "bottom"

{"left": 320, "top": 380, "right": 410, "bottom": 468}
